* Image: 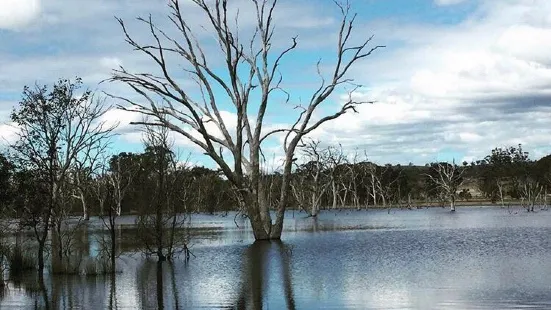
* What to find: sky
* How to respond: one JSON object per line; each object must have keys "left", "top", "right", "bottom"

{"left": 1, "top": 0, "right": 551, "bottom": 168}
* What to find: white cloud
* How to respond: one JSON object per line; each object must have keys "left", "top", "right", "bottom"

{"left": 0, "top": 122, "right": 19, "bottom": 146}
{"left": 0, "top": 0, "right": 41, "bottom": 30}
{"left": 98, "top": 108, "right": 142, "bottom": 132}
{"left": 304, "top": 0, "right": 551, "bottom": 164}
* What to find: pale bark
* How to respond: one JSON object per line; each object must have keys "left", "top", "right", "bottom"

{"left": 521, "top": 179, "right": 542, "bottom": 212}
{"left": 332, "top": 180, "right": 338, "bottom": 209}
{"left": 110, "top": 0, "right": 382, "bottom": 239}
{"left": 497, "top": 179, "right": 506, "bottom": 208}
{"left": 425, "top": 161, "right": 466, "bottom": 212}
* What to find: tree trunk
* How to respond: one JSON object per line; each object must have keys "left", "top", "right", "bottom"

{"left": 38, "top": 239, "right": 46, "bottom": 274}
{"left": 341, "top": 187, "right": 348, "bottom": 209}
{"left": 38, "top": 273, "right": 50, "bottom": 310}
{"left": 250, "top": 216, "right": 271, "bottom": 240}
{"left": 450, "top": 195, "right": 456, "bottom": 212}
{"left": 371, "top": 175, "right": 377, "bottom": 206}
{"left": 82, "top": 197, "right": 89, "bottom": 221}
{"left": 110, "top": 227, "right": 116, "bottom": 273}
{"left": 498, "top": 181, "right": 505, "bottom": 209}
{"left": 55, "top": 222, "right": 63, "bottom": 264}
{"left": 332, "top": 179, "right": 338, "bottom": 209}
{"left": 258, "top": 181, "right": 272, "bottom": 235}
{"left": 239, "top": 191, "right": 271, "bottom": 240}
{"left": 156, "top": 262, "right": 164, "bottom": 310}
{"left": 310, "top": 192, "right": 318, "bottom": 217}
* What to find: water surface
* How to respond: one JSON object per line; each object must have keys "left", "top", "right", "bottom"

{"left": 2, "top": 206, "right": 551, "bottom": 309}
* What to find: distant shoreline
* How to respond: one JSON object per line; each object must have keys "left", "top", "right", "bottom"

{"left": 308, "top": 200, "right": 538, "bottom": 211}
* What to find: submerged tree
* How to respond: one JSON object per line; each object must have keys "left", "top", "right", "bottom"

{"left": 291, "top": 140, "right": 330, "bottom": 217}
{"left": 10, "top": 78, "right": 115, "bottom": 273}
{"left": 92, "top": 162, "right": 120, "bottom": 274}
{"left": 108, "top": 152, "right": 141, "bottom": 216}
{"left": 425, "top": 162, "right": 466, "bottom": 212}
{"left": 135, "top": 125, "right": 192, "bottom": 261}
{"left": 110, "top": 0, "right": 382, "bottom": 239}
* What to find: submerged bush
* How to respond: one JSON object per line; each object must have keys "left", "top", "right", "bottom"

{"left": 8, "top": 244, "right": 37, "bottom": 275}
{"left": 83, "top": 256, "right": 121, "bottom": 276}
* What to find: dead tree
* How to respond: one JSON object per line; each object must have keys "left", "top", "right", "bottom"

{"left": 425, "top": 161, "right": 466, "bottom": 212}
{"left": 363, "top": 162, "right": 390, "bottom": 208}
{"left": 71, "top": 136, "right": 111, "bottom": 220}
{"left": 108, "top": 155, "right": 139, "bottom": 216}
{"left": 496, "top": 177, "right": 507, "bottom": 209}
{"left": 326, "top": 144, "right": 346, "bottom": 209}
{"left": 345, "top": 151, "right": 362, "bottom": 210}
{"left": 109, "top": 0, "right": 382, "bottom": 240}
{"left": 361, "top": 152, "right": 383, "bottom": 208}
{"left": 291, "top": 140, "right": 329, "bottom": 217}
{"left": 91, "top": 160, "right": 120, "bottom": 274}
{"left": 521, "top": 178, "right": 543, "bottom": 212}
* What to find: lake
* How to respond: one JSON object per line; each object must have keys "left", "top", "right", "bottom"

{"left": 1, "top": 206, "right": 551, "bottom": 309}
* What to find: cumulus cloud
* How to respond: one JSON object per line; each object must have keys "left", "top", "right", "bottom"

{"left": 306, "top": 0, "right": 551, "bottom": 164}
{"left": 98, "top": 108, "right": 142, "bottom": 133}
{"left": 0, "top": 123, "right": 19, "bottom": 146}
{"left": 0, "top": 0, "right": 41, "bottom": 30}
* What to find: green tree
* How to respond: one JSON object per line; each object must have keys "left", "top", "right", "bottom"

{"left": 478, "top": 144, "right": 530, "bottom": 205}
{"left": 10, "top": 78, "right": 115, "bottom": 274}
{"left": 135, "top": 126, "right": 192, "bottom": 261}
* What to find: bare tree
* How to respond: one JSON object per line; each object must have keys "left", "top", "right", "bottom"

{"left": 496, "top": 178, "right": 507, "bottom": 209}
{"left": 108, "top": 154, "right": 140, "bottom": 216}
{"left": 326, "top": 144, "right": 346, "bottom": 210}
{"left": 360, "top": 152, "right": 383, "bottom": 208}
{"left": 520, "top": 178, "right": 543, "bottom": 212}
{"left": 345, "top": 150, "right": 362, "bottom": 210}
{"left": 92, "top": 163, "right": 119, "bottom": 274}
{"left": 425, "top": 161, "right": 466, "bottom": 212}
{"left": 50, "top": 180, "right": 87, "bottom": 274}
{"left": 71, "top": 135, "right": 112, "bottom": 220}
{"left": 291, "top": 140, "right": 329, "bottom": 217}
{"left": 109, "top": 0, "right": 382, "bottom": 239}
{"left": 363, "top": 161, "right": 386, "bottom": 208}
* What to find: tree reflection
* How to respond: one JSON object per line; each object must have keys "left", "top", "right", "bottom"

{"left": 37, "top": 274, "right": 50, "bottom": 310}
{"left": 168, "top": 263, "right": 181, "bottom": 310}
{"left": 235, "top": 240, "right": 296, "bottom": 310}
{"left": 157, "top": 262, "right": 164, "bottom": 310}
{"left": 134, "top": 260, "right": 181, "bottom": 309}
{"left": 108, "top": 274, "right": 117, "bottom": 310}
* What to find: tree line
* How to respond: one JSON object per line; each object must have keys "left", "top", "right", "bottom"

{"left": 1, "top": 78, "right": 550, "bottom": 278}
{"left": 2, "top": 89, "right": 550, "bottom": 221}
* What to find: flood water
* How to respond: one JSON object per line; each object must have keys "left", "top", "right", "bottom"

{"left": 2, "top": 206, "right": 551, "bottom": 309}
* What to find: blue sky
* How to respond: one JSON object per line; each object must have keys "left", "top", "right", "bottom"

{"left": 1, "top": 0, "right": 551, "bottom": 168}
